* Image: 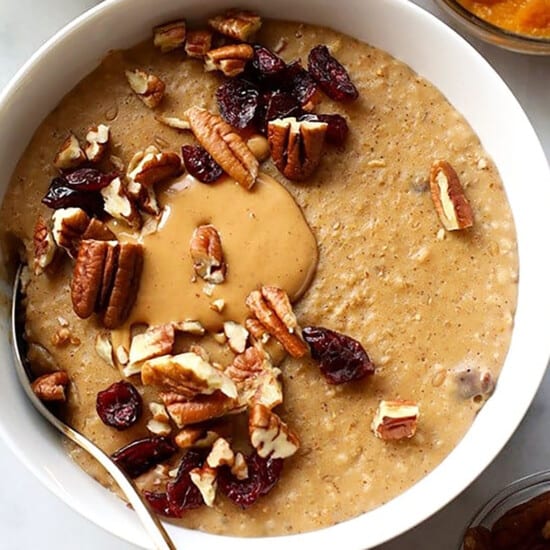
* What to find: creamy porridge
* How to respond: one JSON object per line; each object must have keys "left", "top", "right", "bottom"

{"left": 0, "top": 10, "right": 517, "bottom": 538}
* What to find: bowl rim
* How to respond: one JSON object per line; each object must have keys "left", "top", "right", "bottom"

{"left": 1, "top": 0, "right": 550, "bottom": 548}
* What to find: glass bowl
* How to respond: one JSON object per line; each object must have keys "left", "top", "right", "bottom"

{"left": 458, "top": 470, "right": 550, "bottom": 549}
{"left": 435, "top": 0, "right": 550, "bottom": 55}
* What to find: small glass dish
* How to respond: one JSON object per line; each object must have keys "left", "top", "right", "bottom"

{"left": 435, "top": 0, "right": 550, "bottom": 55}
{"left": 458, "top": 470, "right": 550, "bottom": 549}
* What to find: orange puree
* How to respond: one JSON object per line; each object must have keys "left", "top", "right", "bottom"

{"left": 458, "top": 0, "right": 550, "bottom": 37}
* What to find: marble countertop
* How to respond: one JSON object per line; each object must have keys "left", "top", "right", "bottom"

{"left": 0, "top": 1, "right": 549, "bottom": 548}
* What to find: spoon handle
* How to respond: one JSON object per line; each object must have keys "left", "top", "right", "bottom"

{"left": 11, "top": 266, "right": 176, "bottom": 550}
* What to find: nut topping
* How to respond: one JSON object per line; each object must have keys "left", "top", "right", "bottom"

{"left": 206, "top": 437, "right": 235, "bottom": 468}
{"left": 95, "top": 332, "right": 115, "bottom": 367}
{"left": 189, "top": 224, "right": 226, "bottom": 284}
{"left": 231, "top": 452, "right": 249, "bottom": 480}
{"left": 52, "top": 207, "right": 91, "bottom": 258}
{"left": 371, "top": 400, "right": 419, "bottom": 440}
{"left": 31, "top": 371, "right": 69, "bottom": 402}
{"left": 208, "top": 10, "right": 262, "bottom": 42}
{"left": 174, "top": 427, "right": 219, "bottom": 449}
{"left": 185, "top": 29, "right": 213, "bottom": 58}
{"left": 162, "top": 391, "right": 242, "bottom": 427}
{"left": 268, "top": 116, "right": 328, "bottom": 181}
{"left": 33, "top": 217, "right": 57, "bottom": 275}
{"left": 223, "top": 321, "right": 249, "bottom": 353}
{"left": 185, "top": 107, "right": 259, "bottom": 189}
{"left": 125, "top": 69, "right": 166, "bottom": 109}
{"left": 245, "top": 286, "right": 308, "bottom": 358}
{"left": 141, "top": 352, "right": 238, "bottom": 400}
{"left": 81, "top": 218, "right": 116, "bottom": 241}
{"left": 129, "top": 324, "right": 175, "bottom": 366}
{"left": 153, "top": 20, "right": 186, "bottom": 52}
{"left": 204, "top": 44, "right": 254, "bottom": 77}
{"left": 155, "top": 114, "right": 191, "bottom": 131}
{"left": 100, "top": 176, "right": 141, "bottom": 228}
{"left": 249, "top": 403, "right": 299, "bottom": 459}
{"left": 54, "top": 133, "right": 86, "bottom": 170}
{"left": 225, "top": 346, "right": 282, "bottom": 409}
{"left": 189, "top": 465, "right": 217, "bottom": 507}
{"left": 429, "top": 160, "right": 474, "bottom": 231}
{"left": 85, "top": 124, "right": 110, "bottom": 163}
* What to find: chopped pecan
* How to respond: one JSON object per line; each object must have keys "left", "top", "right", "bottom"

{"left": 245, "top": 286, "right": 307, "bottom": 358}
{"left": 208, "top": 10, "right": 262, "bottom": 41}
{"left": 51, "top": 327, "right": 79, "bottom": 347}
{"left": 153, "top": 20, "right": 186, "bottom": 52}
{"left": 204, "top": 44, "right": 254, "bottom": 77}
{"left": 249, "top": 403, "right": 299, "bottom": 459}
{"left": 174, "top": 427, "right": 219, "bottom": 449}
{"left": 371, "top": 400, "right": 419, "bottom": 440}
{"left": 31, "top": 371, "right": 69, "bottom": 402}
{"left": 172, "top": 320, "right": 205, "bottom": 336}
{"left": 95, "top": 332, "right": 115, "bottom": 367}
{"left": 189, "top": 465, "right": 217, "bottom": 506}
{"left": 155, "top": 114, "right": 191, "bottom": 131}
{"left": 54, "top": 133, "right": 86, "bottom": 170}
{"left": 429, "top": 160, "right": 474, "bottom": 231}
{"left": 146, "top": 419, "right": 172, "bottom": 436}
{"left": 189, "top": 224, "right": 226, "bottom": 283}
{"left": 231, "top": 452, "right": 249, "bottom": 480}
{"left": 149, "top": 402, "right": 170, "bottom": 423}
{"left": 163, "top": 391, "right": 242, "bottom": 427}
{"left": 226, "top": 346, "right": 282, "bottom": 409}
{"left": 185, "top": 29, "right": 213, "bottom": 58}
{"left": 100, "top": 176, "right": 141, "bottom": 228}
{"left": 268, "top": 116, "right": 327, "bottom": 181}
{"left": 206, "top": 437, "right": 235, "bottom": 468}
{"left": 185, "top": 107, "right": 258, "bottom": 189}
{"left": 52, "top": 207, "right": 90, "bottom": 258}
{"left": 33, "top": 217, "right": 57, "bottom": 275}
{"left": 141, "top": 352, "right": 237, "bottom": 400}
{"left": 81, "top": 218, "right": 116, "bottom": 241}
{"left": 210, "top": 298, "right": 225, "bottom": 313}
{"left": 223, "top": 321, "right": 249, "bottom": 353}
{"left": 125, "top": 69, "right": 166, "bottom": 109}
{"left": 85, "top": 124, "right": 110, "bottom": 163}
{"left": 129, "top": 324, "right": 175, "bottom": 365}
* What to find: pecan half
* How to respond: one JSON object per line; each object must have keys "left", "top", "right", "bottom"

{"left": 185, "top": 107, "right": 258, "bottom": 189}
{"left": 31, "top": 371, "right": 69, "bottom": 402}
{"left": 185, "top": 29, "right": 213, "bottom": 58}
{"left": 85, "top": 124, "right": 110, "bottom": 163}
{"left": 245, "top": 317, "right": 270, "bottom": 344}
{"left": 371, "top": 400, "right": 419, "bottom": 440}
{"left": 153, "top": 20, "right": 186, "bottom": 52}
{"left": 249, "top": 403, "right": 299, "bottom": 459}
{"left": 204, "top": 44, "right": 254, "bottom": 77}
{"left": 429, "top": 160, "right": 474, "bottom": 231}
{"left": 162, "top": 391, "right": 242, "bottom": 427}
{"left": 245, "top": 286, "right": 307, "bottom": 357}
{"left": 142, "top": 352, "right": 237, "bottom": 399}
{"left": 51, "top": 207, "right": 91, "bottom": 258}
{"left": 208, "top": 10, "right": 262, "bottom": 41}
{"left": 268, "top": 117, "right": 327, "bottom": 181}
{"left": 54, "top": 133, "right": 86, "bottom": 170}
{"left": 225, "top": 346, "right": 282, "bottom": 409}
{"left": 126, "top": 69, "right": 166, "bottom": 109}
{"left": 33, "top": 217, "right": 57, "bottom": 275}
{"left": 129, "top": 324, "right": 175, "bottom": 365}
{"left": 189, "top": 224, "right": 226, "bottom": 283}
{"left": 100, "top": 176, "right": 141, "bottom": 228}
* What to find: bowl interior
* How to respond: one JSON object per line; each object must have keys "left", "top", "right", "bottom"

{"left": 1, "top": 0, "right": 550, "bottom": 548}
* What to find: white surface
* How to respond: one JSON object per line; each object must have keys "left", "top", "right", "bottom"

{"left": 0, "top": 1, "right": 549, "bottom": 549}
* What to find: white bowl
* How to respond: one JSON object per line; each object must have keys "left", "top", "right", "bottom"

{"left": 1, "top": 0, "right": 549, "bottom": 548}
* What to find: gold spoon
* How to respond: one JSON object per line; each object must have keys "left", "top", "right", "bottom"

{"left": 10, "top": 265, "right": 176, "bottom": 550}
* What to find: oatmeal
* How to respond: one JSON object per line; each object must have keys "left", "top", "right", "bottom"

{"left": 0, "top": 10, "right": 517, "bottom": 538}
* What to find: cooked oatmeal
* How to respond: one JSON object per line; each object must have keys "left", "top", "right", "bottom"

{"left": 0, "top": 15, "right": 517, "bottom": 537}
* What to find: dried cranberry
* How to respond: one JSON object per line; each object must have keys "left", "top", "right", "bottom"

{"left": 112, "top": 436, "right": 177, "bottom": 478}
{"left": 216, "top": 78, "right": 260, "bottom": 129}
{"left": 257, "top": 91, "right": 302, "bottom": 133}
{"left": 41, "top": 177, "right": 105, "bottom": 216}
{"left": 181, "top": 145, "right": 224, "bottom": 183}
{"left": 96, "top": 380, "right": 142, "bottom": 430}
{"left": 218, "top": 452, "right": 283, "bottom": 508}
{"left": 285, "top": 61, "right": 320, "bottom": 108}
{"left": 300, "top": 113, "right": 349, "bottom": 146}
{"left": 302, "top": 326, "right": 374, "bottom": 384}
{"left": 143, "top": 491, "right": 181, "bottom": 518}
{"left": 165, "top": 450, "right": 205, "bottom": 512}
{"left": 308, "top": 45, "right": 359, "bottom": 102}
{"left": 251, "top": 45, "right": 287, "bottom": 83}
{"left": 64, "top": 168, "right": 116, "bottom": 191}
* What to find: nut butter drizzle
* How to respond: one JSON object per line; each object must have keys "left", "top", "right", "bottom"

{"left": 110, "top": 171, "right": 318, "bottom": 350}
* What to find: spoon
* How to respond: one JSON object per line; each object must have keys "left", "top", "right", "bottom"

{"left": 10, "top": 265, "right": 176, "bottom": 550}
